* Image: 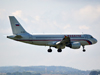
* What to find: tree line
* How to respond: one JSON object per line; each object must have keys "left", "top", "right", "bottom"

{"left": 6, "top": 72, "right": 41, "bottom": 75}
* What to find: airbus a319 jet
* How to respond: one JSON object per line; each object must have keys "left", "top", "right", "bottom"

{"left": 7, "top": 16, "right": 97, "bottom": 52}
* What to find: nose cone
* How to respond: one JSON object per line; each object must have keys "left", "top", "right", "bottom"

{"left": 93, "top": 38, "right": 97, "bottom": 44}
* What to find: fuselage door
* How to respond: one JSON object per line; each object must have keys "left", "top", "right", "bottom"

{"left": 28, "top": 35, "right": 33, "bottom": 44}
{"left": 84, "top": 35, "right": 87, "bottom": 39}
{"left": 29, "top": 35, "right": 32, "bottom": 39}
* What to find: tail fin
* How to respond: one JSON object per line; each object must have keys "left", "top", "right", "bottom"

{"left": 9, "top": 16, "right": 27, "bottom": 34}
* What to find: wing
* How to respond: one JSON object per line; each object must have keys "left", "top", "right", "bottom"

{"left": 55, "top": 35, "right": 71, "bottom": 49}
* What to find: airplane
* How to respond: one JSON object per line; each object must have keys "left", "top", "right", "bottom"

{"left": 7, "top": 16, "right": 97, "bottom": 53}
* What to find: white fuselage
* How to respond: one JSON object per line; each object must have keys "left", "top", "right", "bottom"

{"left": 12, "top": 34, "right": 97, "bottom": 46}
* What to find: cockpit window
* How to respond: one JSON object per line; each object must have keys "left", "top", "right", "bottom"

{"left": 91, "top": 36, "right": 93, "bottom": 38}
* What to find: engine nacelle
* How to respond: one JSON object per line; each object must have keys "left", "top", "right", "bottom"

{"left": 67, "top": 42, "right": 81, "bottom": 49}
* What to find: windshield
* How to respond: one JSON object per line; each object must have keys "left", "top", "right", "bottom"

{"left": 90, "top": 36, "right": 93, "bottom": 38}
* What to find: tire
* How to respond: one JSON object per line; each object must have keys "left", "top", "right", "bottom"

{"left": 57, "top": 49, "right": 62, "bottom": 52}
{"left": 83, "top": 49, "right": 86, "bottom": 52}
{"left": 48, "top": 49, "right": 52, "bottom": 52}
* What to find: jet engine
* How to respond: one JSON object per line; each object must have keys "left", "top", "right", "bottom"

{"left": 66, "top": 42, "right": 81, "bottom": 49}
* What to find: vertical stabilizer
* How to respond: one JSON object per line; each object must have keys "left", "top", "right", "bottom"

{"left": 9, "top": 16, "right": 27, "bottom": 34}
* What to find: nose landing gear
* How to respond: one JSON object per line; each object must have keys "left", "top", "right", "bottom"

{"left": 82, "top": 45, "right": 86, "bottom": 52}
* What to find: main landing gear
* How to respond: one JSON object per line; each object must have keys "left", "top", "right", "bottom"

{"left": 82, "top": 45, "right": 86, "bottom": 52}
{"left": 47, "top": 46, "right": 62, "bottom": 53}
{"left": 48, "top": 46, "right": 52, "bottom": 52}
{"left": 57, "top": 49, "right": 62, "bottom": 52}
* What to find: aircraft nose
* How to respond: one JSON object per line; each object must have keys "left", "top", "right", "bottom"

{"left": 93, "top": 38, "right": 97, "bottom": 44}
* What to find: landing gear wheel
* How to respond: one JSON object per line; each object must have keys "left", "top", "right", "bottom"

{"left": 83, "top": 49, "right": 86, "bottom": 52}
{"left": 48, "top": 49, "right": 52, "bottom": 52}
{"left": 48, "top": 46, "right": 52, "bottom": 53}
{"left": 57, "top": 49, "right": 62, "bottom": 52}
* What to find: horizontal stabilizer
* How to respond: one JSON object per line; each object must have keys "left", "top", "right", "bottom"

{"left": 7, "top": 35, "right": 23, "bottom": 39}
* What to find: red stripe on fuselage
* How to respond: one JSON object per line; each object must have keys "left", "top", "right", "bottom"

{"left": 16, "top": 39, "right": 92, "bottom": 45}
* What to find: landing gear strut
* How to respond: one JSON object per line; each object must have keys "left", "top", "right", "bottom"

{"left": 82, "top": 45, "right": 86, "bottom": 52}
{"left": 48, "top": 46, "right": 52, "bottom": 52}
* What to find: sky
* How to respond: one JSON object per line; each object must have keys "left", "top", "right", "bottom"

{"left": 0, "top": 0, "right": 100, "bottom": 71}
